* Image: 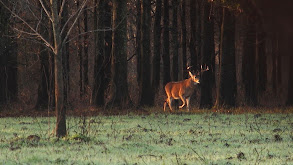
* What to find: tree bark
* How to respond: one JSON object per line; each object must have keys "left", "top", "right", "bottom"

{"left": 139, "top": 0, "right": 153, "bottom": 106}
{"left": 242, "top": 17, "right": 258, "bottom": 106}
{"left": 286, "top": 51, "right": 293, "bottom": 105}
{"left": 136, "top": 0, "right": 142, "bottom": 84}
{"left": 106, "top": 0, "right": 132, "bottom": 108}
{"left": 181, "top": 0, "right": 187, "bottom": 79}
{"left": 257, "top": 30, "right": 267, "bottom": 94}
{"left": 199, "top": 0, "right": 214, "bottom": 109}
{"left": 36, "top": 46, "right": 50, "bottom": 110}
{"left": 215, "top": 7, "right": 236, "bottom": 108}
{"left": 83, "top": 4, "right": 89, "bottom": 97}
{"left": 50, "top": 0, "right": 66, "bottom": 137}
{"left": 152, "top": 0, "right": 162, "bottom": 90}
{"left": 0, "top": 4, "right": 18, "bottom": 105}
{"left": 189, "top": 0, "right": 197, "bottom": 69}
{"left": 271, "top": 33, "right": 278, "bottom": 94}
{"left": 162, "top": 0, "right": 171, "bottom": 86}
{"left": 61, "top": 1, "right": 69, "bottom": 109}
{"left": 172, "top": 0, "right": 179, "bottom": 81}
{"left": 92, "top": 0, "right": 112, "bottom": 106}
{"left": 76, "top": 1, "right": 88, "bottom": 98}
{"left": 35, "top": 2, "right": 50, "bottom": 110}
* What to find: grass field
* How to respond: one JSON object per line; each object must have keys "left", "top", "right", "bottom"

{"left": 0, "top": 112, "right": 292, "bottom": 164}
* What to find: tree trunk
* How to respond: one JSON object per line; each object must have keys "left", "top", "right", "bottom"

{"left": 276, "top": 34, "right": 282, "bottom": 86}
{"left": 242, "top": 17, "right": 257, "bottom": 106}
{"left": 139, "top": 0, "right": 153, "bottom": 106}
{"left": 271, "top": 33, "right": 278, "bottom": 94}
{"left": 61, "top": 1, "right": 69, "bottom": 109}
{"left": 162, "top": 0, "right": 171, "bottom": 86}
{"left": 189, "top": 0, "right": 197, "bottom": 69}
{"left": 50, "top": 0, "right": 66, "bottom": 137}
{"left": 36, "top": 46, "right": 50, "bottom": 110}
{"left": 76, "top": 1, "right": 87, "bottom": 98}
{"left": 286, "top": 51, "right": 293, "bottom": 105}
{"left": 181, "top": 0, "right": 187, "bottom": 79}
{"left": 257, "top": 30, "right": 267, "bottom": 94}
{"left": 35, "top": 3, "right": 50, "bottom": 110}
{"left": 172, "top": 0, "right": 179, "bottom": 81}
{"left": 36, "top": 26, "right": 55, "bottom": 111}
{"left": 92, "top": 0, "right": 112, "bottom": 106}
{"left": 106, "top": 0, "right": 132, "bottom": 108}
{"left": 152, "top": 0, "right": 162, "bottom": 90}
{"left": 83, "top": 5, "right": 89, "bottom": 97}
{"left": 199, "top": 0, "right": 214, "bottom": 109}
{"left": 171, "top": 0, "right": 179, "bottom": 109}
{"left": 0, "top": 2, "right": 18, "bottom": 106}
{"left": 54, "top": 50, "right": 66, "bottom": 137}
{"left": 136, "top": 0, "right": 142, "bottom": 84}
{"left": 215, "top": 8, "right": 236, "bottom": 108}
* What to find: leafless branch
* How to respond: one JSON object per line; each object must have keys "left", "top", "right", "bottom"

{"left": 38, "top": 0, "right": 52, "bottom": 22}
{"left": 0, "top": 0, "right": 54, "bottom": 51}
{"left": 64, "top": 27, "right": 112, "bottom": 44}
{"left": 13, "top": 27, "right": 39, "bottom": 37}
{"left": 61, "top": 0, "right": 89, "bottom": 48}
{"left": 60, "top": 0, "right": 88, "bottom": 39}
{"left": 64, "top": 10, "right": 128, "bottom": 45}
{"left": 58, "top": 0, "right": 66, "bottom": 17}
{"left": 25, "top": 0, "right": 40, "bottom": 22}
{"left": 36, "top": 9, "right": 43, "bottom": 32}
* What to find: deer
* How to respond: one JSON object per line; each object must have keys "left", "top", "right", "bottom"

{"left": 163, "top": 66, "right": 209, "bottom": 112}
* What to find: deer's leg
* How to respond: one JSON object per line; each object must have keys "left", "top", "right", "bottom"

{"left": 164, "top": 98, "right": 170, "bottom": 111}
{"left": 164, "top": 99, "right": 167, "bottom": 111}
{"left": 186, "top": 97, "right": 191, "bottom": 112}
{"left": 168, "top": 98, "right": 173, "bottom": 111}
{"left": 179, "top": 95, "right": 186, "bottom": 109}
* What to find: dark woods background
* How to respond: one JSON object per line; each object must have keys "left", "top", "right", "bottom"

{"left": 1, "top": 0, "right": 293, "bottom": 111}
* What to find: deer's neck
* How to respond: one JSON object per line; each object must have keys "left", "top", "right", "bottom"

{"left": 186, "top": 78, "right": 196, "bottom": 88}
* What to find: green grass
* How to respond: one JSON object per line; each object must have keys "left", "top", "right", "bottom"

{"left": 0, "top": 112, "right": 292, "bottom": 164}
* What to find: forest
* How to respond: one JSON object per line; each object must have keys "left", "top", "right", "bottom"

{"left": 0, "top": 0, "right": 293, "bottom": 137}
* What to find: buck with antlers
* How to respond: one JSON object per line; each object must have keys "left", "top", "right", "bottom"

{"left": 163, "top": 66, "right": 209, "bottom": 112}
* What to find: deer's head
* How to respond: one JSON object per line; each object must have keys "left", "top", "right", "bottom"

{"left": 188, "top": 71, "right": 200, "bottom": 84}
{"left": 187, "top": 65, "right": 209, "bottom": 84}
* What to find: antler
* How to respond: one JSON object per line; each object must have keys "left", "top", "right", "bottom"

{"left": 187, "top": 66, "right": 192, "bottom": 71}
{"left": 200, "top": 65, "right": 209, "bottom": 72}
{"left": 194, "top": 65, "right": 209, "bottom": 76}
{"left": 187, "top": 66, "right": 194, "bottom": 76}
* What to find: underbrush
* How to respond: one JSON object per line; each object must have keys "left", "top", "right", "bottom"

{"left": 0, "top": 111, "right": 292, "bottom": 164}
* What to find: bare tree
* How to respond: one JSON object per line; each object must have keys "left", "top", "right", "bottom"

{"left": 0, "top": 0, "right": 89, "bottom": 137}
